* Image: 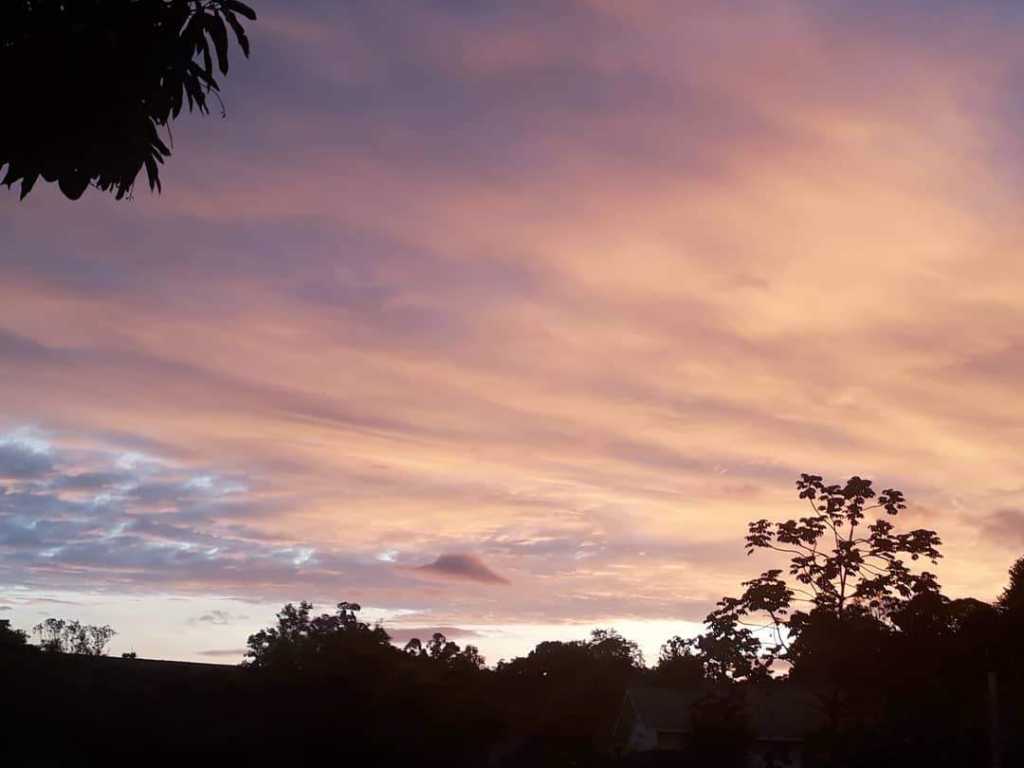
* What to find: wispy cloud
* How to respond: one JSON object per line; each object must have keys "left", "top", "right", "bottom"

{"left": 3, "top": 0, "right": 1024, "bottom": 660}
{"left": 188, "top": 610, "right": 249, "bottom": 626}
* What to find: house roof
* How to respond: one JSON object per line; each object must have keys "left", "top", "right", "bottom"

{"left": 624, "top": 683, "right": 823, "bottom": 740}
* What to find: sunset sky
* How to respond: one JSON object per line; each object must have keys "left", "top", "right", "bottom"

{"left": 3, "top": 0, "right": 1024, "bottom": 663}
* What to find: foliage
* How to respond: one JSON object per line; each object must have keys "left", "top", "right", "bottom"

{"left": 244, "top": 600, "right": 393, "bottom": 672}
{"left": 653, "top": 635, "right": 705, "bottom": 687}
{"left": 0, "top": 618, "right": 30, "bottom": 651}
{"left": 403, "top": 632, "right": 486, "bottom": 671}
{"left": 8, "top": 555, "right": 1024, "bottom": 768}
{"left": 32, "top": 617, "right": 116, "bottom": 655}
{"left": 496, "top": 629, "right": 645, "bottom": 682}
{"left": 0, "top": 0, "right": 256, "bottom": 200}
{"left": 493, "top": 629, "right": 646, "bottom": 764}
{"left": 682, "top": 608, "right": 774, "bottom": 682}
{"left": 997, "top": 555, "right": 1024, "bottom": 618}
{"left": 698, "top": 474, "right": 942, "bottom": 679}
{"left": 587, "top": 628, "right": 644, "bottom": 668}
{"left": 239, "top": 600, "right": 500, "bottom": 764}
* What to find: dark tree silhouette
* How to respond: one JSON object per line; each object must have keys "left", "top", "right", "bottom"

{"left": 240, "top": 600, "right": 502, "bottom": 765}
{"left": 679, "top": 606, "right": 773, "bottom": 682}
{"left": 494, "top": 630, "right": 646, "bottom": 764}
{"left": 403, "top": 632, "right": 487, "bottom": 671}
{"left": 0, "top": 618, "right": 30, "bottom": 651}
{"left": 32, "top": 617, "right": 116, "bottom": 655}
{"left": 700, "top": 474, "right": 942, "bottom": 678}
{"left": 5, "top": 570, "right": 1023, "bottom": 768}
{"left": 995, "top": 556, "right": 1024, "bottom": 764}
{"left": 997, "top": 555, "right": 1024, "bottom": 619}
{"left": 244, "top": 600, "right": 394, "bottom": 672}
{"left": 587, "top": 628, "right": 644, "bottom": 668}
{"left": 653, "top": 635, "right": 706, "bottom": 687}
{"left": 1, "top": 0, "right": 256, "bottom": 200}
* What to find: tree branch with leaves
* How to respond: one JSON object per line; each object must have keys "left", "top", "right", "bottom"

{"left": 33, "top": 617, "right": 116, "bottom": 655}
{"left": 1, "top": 0, "right": 257, "bottom": 200}
{"left": 696, "top": 474, "right": 942, "bottom": 679}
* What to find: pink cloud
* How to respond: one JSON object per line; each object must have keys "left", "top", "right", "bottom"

{"left": 4, "top": 0, "right": 1024, "bottom": 662}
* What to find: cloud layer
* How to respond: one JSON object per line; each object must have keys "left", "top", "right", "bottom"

{"left": 4, "top": 0, "right": 1024, "bottom": 660}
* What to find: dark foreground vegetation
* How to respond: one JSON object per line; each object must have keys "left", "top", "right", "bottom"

{"left": 3, "top": 475, "right": 1023, "bottom": 767}
{"left": 1, "top": 0, "right": 256, "bottom": 200}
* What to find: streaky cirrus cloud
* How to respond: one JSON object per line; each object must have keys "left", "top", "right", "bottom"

{"left": 4, "top": 0, "right": 1024, "bottom": 662}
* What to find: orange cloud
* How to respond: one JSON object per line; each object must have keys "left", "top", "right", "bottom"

{"left": 3, "top": 0, "right": 1024, "bottom": 661}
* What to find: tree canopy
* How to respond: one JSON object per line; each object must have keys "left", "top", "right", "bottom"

{"left": 692, "top": 474, "right": 943, "bottom": 680}
{"left": 244, "top": 600, "right": 393, "bottom": 673}
{"left": 0, "top": 619, "right": 29, "bottom": 651}
{"left": 403, "top": 632, "right": 487, "bottom": 672}
{"left": 0, "top": 0, "right": 256, "bottom": 200}
{"left": 997, "top": 555, "right": 1024, "bottom": 618}
{"left": 32, "top": 617, "right": 116, "bottom": 655}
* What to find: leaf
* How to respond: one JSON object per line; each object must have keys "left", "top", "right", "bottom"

{"left": 171, "top": 80, "right": 184, "bottom": 118}
{"left": 57, "top": 172, "right": 89, "bottom": 200}
{"left": 224, "top": 0, "right": 257, "bottom": 21}
{"left": 202, "top": 39, "right": 213, "bottom": 80}
{"left": 205, "top": 13, "right": 230, "bottom": 75}
{"left": 1, "top": 163, "right": 18, "bottom": 187}
{"left": 151, "top": 131, "right": 170, "bottom": 157}
{"left": 224, "top": 10, "right": 250, "bottom": 57}
{"left": 184, "top": 12, "right": 207, "bottom": 53}
{"left": 19, "top": 172, "right": 39, "bottom": 200}
{"left": 144, "top": 155, "right": 161, "bottom": 192}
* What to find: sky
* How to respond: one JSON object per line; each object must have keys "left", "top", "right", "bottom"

{"left": 3, "top": 0, "right": 1024, "bottom": 664}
